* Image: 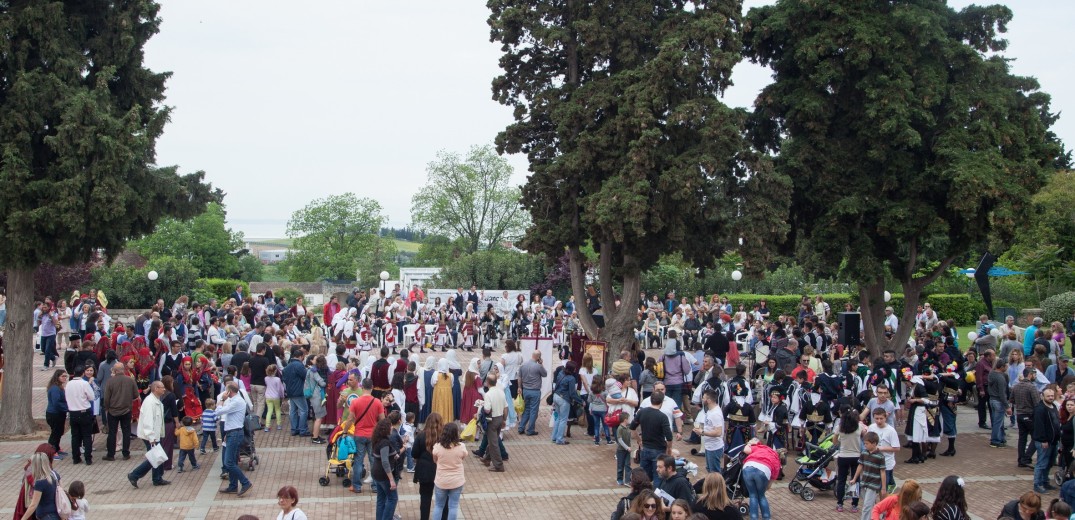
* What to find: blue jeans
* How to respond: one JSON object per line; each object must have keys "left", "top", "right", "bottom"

{"left": 289, "top": 396, "right": 309, "bottom": 435}
{"left": 1036, "top": 441, "right": 1059, "bottom": 488}
{"left": 989, "top": 399, "right": 1007, "bottom": 445}
{"left": 129, "top": 440, "right": 165, "bottom": 484}
{"left": 665, "top": 384, "right": 683, "bottom": 415}
{"left": 476, "top": 428, "right": 508, "bottom": 459}
{"left": 519, "top": 388, "right": 540, "bottom": 434}
{"left": 433, "top": 484, "right": 463, "bottom": 520}
{"left": 351, "top": 435, "right": 373, "bottom": 492}
{"left": 640, "top": 447, "right": 663, "bottom": 483}
{"left": 616, "top": 448, "right": 631, "bottom": 483}
{"left": 705, "top": 447, "right": 724, "bottom": 474}
{"left": 41, "top": 335, "right": 57, "bottom": 367}
{"left": 552, "top": 395, "right": 570, "bottom": 443}
{"left": 743, "top": 465, "right": 771, "bottom": 520}
{"left": 591, "top": 411, "right": 610, "bottom": 441}
{"left": 373, "top": 478, "right": 398, "bottom": 520}
{"left": 222, "top": 429, "right": 250, "bottom": 489}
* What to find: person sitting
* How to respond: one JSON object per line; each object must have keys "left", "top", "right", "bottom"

{"left": 1000, "top": 491, "right": 1045, "bottom": 520}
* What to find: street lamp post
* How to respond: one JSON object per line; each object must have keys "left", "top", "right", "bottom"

{"left": 379, "top": 270, "right": 390, "bottom": 295}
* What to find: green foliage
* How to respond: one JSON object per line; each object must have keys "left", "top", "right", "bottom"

{"left": 919, "top": 294, "right": 986, "bottom": 326}
{"left": 433, "top": 249, "right": 547, "bottom": 291}
{"left": 640, "top": 256, "right": 851, "bottom": 299}
{"left": 1042, "top": 292, "right": 1075, "bottom": 325}
{"left": 196, "top": 278, "right": 248, "bottom": 304}
{"left": 284, "top": 193, "right": 394, "bottom": 283}
{"left": 414, "top": 235, "right": 468, "bottom": 267}
{"left": 410, "top": 145, "right": 528, "bottom": 254}
{"left": 273, "top": 288, "right": 304, "bottom": 305}
{"left": 236, "top": 255, "right": 264, "bottom": 282}
{"left": 129, "top": 203, "right": 244, "bottom": 279}
{"left": 90, "top": 256, "right": 199, "bottom": 309}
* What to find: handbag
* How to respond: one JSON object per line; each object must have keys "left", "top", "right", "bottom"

{"left": 54, "top": 478, "right": 74, "bottom": 520}
{"left": 145, "top": 443, "right": 168, "bottom": 468}
{"left": 545, "top": 393, "right": 554, "bottom": 405}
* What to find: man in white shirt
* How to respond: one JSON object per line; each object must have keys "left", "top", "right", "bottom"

{"left": 128, "top": 381, "right": 168, "bottom": 487}
{"left": 66, "top": 365, "right": 97, "bottom": 465}
{"left": 481, "top": 373, "right": 509, "bottom": 472}
{"left": 883, "top": 306, "right": 899, "bottom": 332}
{"left": 695, "top": 388, "right": 725, "bottom": 474}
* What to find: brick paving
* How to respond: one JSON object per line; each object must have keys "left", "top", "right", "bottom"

{"left": 0, "top": 347, "right": 1044, "bottom": 519}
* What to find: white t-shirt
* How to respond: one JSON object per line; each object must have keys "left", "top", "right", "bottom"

{"left": 867, "top": 423, "right": 900, "bottom": 470}
{"left": 640, "top": 396, "right": 682, "bottom": 431}
{"left": 699, "top": 405, "right": 725, "bottom": 452}
{"left": 613, "top": 387, "right": 641, "bottom": 424}
{"left": 579, "top": 367, "right": 594, "bottom": 395}
{"left": 277, "top": 509, "right": 309, "bottom": 520}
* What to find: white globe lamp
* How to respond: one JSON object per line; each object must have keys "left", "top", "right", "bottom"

{"left": 883, "top": 291, "right": 891, "bottom": 302}
{"left": 147, "top": 270, "right": 158, "bottom": 281}
{"left": 731, "top": 270, "right": 742, "bottom": 281}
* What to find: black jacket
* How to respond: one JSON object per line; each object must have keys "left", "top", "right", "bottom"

{"left": 411, "top": 431, "right": 436, "bottom": 484}
{"left": 660, "top": 471, "right": 695, "bottom": 503}
{"left": 611, "top": 490, "right": 642, "bottom": 520}
{"left": 1000, "top": 499, "right": 1045, "bottom": 520}
{"left": 1033, "top": 400, "right": 1061, "bottom": 443}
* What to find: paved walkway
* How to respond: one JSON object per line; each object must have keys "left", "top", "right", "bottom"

{"left": 0, "top": 348, "right": 1044, "bottom": 519}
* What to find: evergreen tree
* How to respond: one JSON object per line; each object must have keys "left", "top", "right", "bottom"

{"left": 744, "top": 0, "right": 1064, "bottom": 354}
{"left": 489, "top": 0, "right": 789, "bottom": 355}
{"left": 0, "top": 1, "right": 214, "bottom": 434}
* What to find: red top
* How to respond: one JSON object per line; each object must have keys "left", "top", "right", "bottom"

{"left": 348, "top": 394, "right": 385, "bottom": 437}
{"left": 371, "top": 359, "right": 391, "bottom": 389}
{"left": 323, "top": 302, "right": 340, "bottom": 326}
{"left": 744, "top": 444, "right": 782, "bottom": 479}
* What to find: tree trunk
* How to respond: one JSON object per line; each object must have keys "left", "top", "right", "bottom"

{"left": 0, "top": 267, "right": 38, "bottom": 435}
{"left": 567, "top": 246, "right": 600, "bottom": 339}
{"left": 603, "top": 256, "right": 641, "bottom": 364}
{"left": 858, "top": 280, "right": 887, "bottom": 357}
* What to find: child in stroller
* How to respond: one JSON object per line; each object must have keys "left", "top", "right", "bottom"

{"left": 788, "top": 433, "right": 838, "bottom": 501}
{"left": 319, "top": 426, "right": 356, "bottom": 487}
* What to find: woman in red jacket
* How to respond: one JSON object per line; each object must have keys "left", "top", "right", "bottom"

{"left": 741, "top": 439, "right": 783, "bottom": 520}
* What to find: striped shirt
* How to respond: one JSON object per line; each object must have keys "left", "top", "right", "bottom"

{"left": 200, "top": 409, "right": 217, "bottom": 432}
{"left": 858, "top": 450, "right": 886, "bottom": 492}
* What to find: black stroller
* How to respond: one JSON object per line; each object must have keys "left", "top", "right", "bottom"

{"left": 222, "top": 413, "right": 260, "bottom": 479}
{"left": 691, "top": 448, "right": 749, "bottom": 516}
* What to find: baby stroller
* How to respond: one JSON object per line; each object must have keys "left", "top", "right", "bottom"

{"left": 787, "top": 433, "right": 837, "bottom": 501}
{"left": 1055, "top": 444, "right": 1075, "bottom": 486}
{"left": 722, "top": 449, "right": 751, "bottom": 515}
{"left": 239, "top": 412, "right": 260, "bottom": 471}
{"left": 319, "top": 427, "right": 356, "bottom": 487}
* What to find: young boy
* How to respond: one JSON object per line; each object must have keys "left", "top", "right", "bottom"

{"left": 866, "top": 407, "right": 901, "bottom": 493}
{"left": 176, "top": 416, "right": 200, "bottom": 472}
{"left": 402, "top": 412, "right": 417, "bottom": 472}
{"left": 849, "top": 431, "right": 887, "bottom": 520}
{"left": 615, "top": 411, "right": 632, "bottom": 486}
{"left": 199, "top": 398, "right": 218, "bottom": 454}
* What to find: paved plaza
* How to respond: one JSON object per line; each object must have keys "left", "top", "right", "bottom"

{"left": 0, "top": 348, "right": 1041, "bottom": 519}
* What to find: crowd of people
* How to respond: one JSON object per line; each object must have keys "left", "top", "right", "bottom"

{"left": 18, "top": 286, "right": 1075, "bottom": 520}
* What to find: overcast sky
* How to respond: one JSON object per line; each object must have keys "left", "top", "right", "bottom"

{"left": 144, "top": 0, "right": 1073, "bottom": 239}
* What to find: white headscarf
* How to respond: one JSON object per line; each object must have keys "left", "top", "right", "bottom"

{"left": 437, "top": 358, "right": 450, "bottom": 374}
{"left": 424, "top": 356, "right": 436, "bottom": 371}
{"left": 445, "top": 350, "right": 461, "bottom": 371}
{"left": 467, "top": 358, "right": 480, "bottom": 374}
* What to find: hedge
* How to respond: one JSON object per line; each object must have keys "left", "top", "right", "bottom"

{"left": 713, "top": 293, "right": 989, "bottom": 325}
{"left": 1042, "top": 292, "right": 1075, "bottom": 325}
{"left": 196, "top": 278, "right": 249, "bottom": 304}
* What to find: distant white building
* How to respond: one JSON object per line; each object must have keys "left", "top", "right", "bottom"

{"left": 258, "top": 249, "right": 288, "bottom": 264}
{"left": 400, "top": 267, "right": 441, "bottom": 292}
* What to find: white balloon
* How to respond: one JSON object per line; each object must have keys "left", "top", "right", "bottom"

{"left": 731, "top": 270, "right": 743, "bottom": 281}
{"left": 883, "top": 291, "right": 891, "bottom": 302}
{"left": 968, "top": 331, "right": 979, "bottom": 342}
{"left": 147, "top": 270, "right": 158, "bottom": 281}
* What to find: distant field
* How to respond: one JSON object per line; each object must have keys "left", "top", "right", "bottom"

{"left": 247, "top": 238, "right": 421, "bottom": 253}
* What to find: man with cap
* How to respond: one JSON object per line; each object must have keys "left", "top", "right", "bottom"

{"left": 1046, "top": 355, "right": 1075, "bottom": 384}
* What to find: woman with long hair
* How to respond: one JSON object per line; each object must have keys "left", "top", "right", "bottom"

{"left": 14, "top": 444, "right": 57, "bottom": 520}
{"left": 413, "top": 412, "right": 444, "bottom": 520}
{"left": 669, "top": 499, "right": 694, "bottom": 520}
{"left": 18, "top": 452, "right": 61, "bottom": 520}
{"left": 871, "top": 480, "right": 922, "bottom": 520}
{"left": 612, "top": 467, "right": 654, "bottom": 520}
{"left": 1060, "top": 399, "right": 1075, "bottom": 480}
{"left": 835, "top": 407, "right": 864, "bottom": 512}
{"left": 371, "top": 418, "right": 398, "bottom": 520}
{"left": 692, "top": 472, "right": 741, "bottom": 519}
{"left": 45, "top": 369, "right": 69, "bottom": 455}
{"left": 630, "top": 489, "right": 666, "bottom": 520}
{"left": 432, "top": 422, "right": 468, "bottom": 520}
{"left": 929, "top": 476, "right": 968, "bottom": 520}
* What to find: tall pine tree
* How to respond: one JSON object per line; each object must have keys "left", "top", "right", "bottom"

{"left": 0, "top": 1, "right": 214, "bottom": 434}
{"left": 744, "top": 0, "right": 1065, "bottom": 354}
{"left": 489, "top": 0, "right": 790, "bottom": 356}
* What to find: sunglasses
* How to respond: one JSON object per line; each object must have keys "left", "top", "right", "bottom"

{"left": 644, "top": 503, "right": 657, "bottom": 509}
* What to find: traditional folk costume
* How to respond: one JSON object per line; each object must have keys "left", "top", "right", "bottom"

{"left": 434, "top": 321, "right": 452, "bottom": 351}
{"left": 904, "top": 366, "right": 941, "bottom": 463}
{"left": 797, "top": 382, "right": 831, "bottom": 448}
{"left": 384, "top": 319, "right": 399, "bottom": 353}
{"left": 938, "top": 362, "right": 961, "bottom": 457}
{"left": 723, "top": 382, "right": 756, "bottom": 454}
{"left": 759, "top": 389, "right": 790, "bottom": 451}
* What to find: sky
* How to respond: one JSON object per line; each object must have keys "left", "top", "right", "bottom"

{"left": 144, "top": 0, "right": 1074, "bottom": 239}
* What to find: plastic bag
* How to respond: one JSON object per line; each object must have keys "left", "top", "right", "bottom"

{"left": 514, "top": 394, "right": 525, "bottom": 415}
{"left": 145, "top": 443, "right": 168, "bottom": 468}
{"left": 461, "top": 418, "right": 478, "bottom": 441}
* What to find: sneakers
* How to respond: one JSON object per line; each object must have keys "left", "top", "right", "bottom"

{"left": 606, "top": 439, "right": 614, "bottom": 445}
{"left": 199, "top": 449, "right": 206, "bottom": 455}
{"left": 193, "top": 464, "right": 201, "bottom": 470}
{"left": 851, "top": 507, "right": 859, "bottom": 513}
{"left": 616, "top": 480, "right": 624, "bottom": 486}
{"left": 238, "top": 483, "right": 253, "bottom": 497}
{"left": 1035, "top": 486, "right": 1048, "bottom": 494}
{"left": 177, "top": 468, "right": 185, "bottom": 473}
{"left": 836, "top": 506, "right": 844, "bottom": 512}
{"left": 312, "top": 437, "right": 326, "bottom": 444}
{"left": 594, "top": 439, "right": 600, "bottom": 445}
{"left": 406, "top": 467, "right": 416, "bottom": 473}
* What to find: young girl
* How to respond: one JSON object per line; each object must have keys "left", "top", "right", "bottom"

{"left": 69, "top": 481, "right": 88, "bottom": 520}
{"left": 265, "top": 364, "right": 285, "bottom": 431}
{"left": 589, "top": 378, "right": 611, "bottom": 445}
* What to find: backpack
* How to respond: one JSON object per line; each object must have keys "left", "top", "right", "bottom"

{"left": 654, "top": 361, "right": 665, "bottom": 379}
{"left": 303, "top": 369, "right": 318, "bottom": 399}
